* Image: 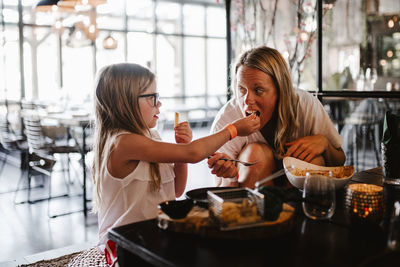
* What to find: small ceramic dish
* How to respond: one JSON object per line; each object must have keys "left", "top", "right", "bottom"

{"left": 283, "top": 157, "right": 355, "bottom": 190}
{"left": 158, "top": 199, "right": 194, "bottom": 219}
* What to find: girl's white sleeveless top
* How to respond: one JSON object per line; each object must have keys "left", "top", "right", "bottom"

{"left": 97, "top": 129, "right": 175, "bottom": 247}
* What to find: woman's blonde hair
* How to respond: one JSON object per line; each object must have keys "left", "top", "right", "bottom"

{"left": 232, "top": 46, "right": 299, "bottom": 158}
{"left": 92, "top": 63, "right": 160, "bottom": 212}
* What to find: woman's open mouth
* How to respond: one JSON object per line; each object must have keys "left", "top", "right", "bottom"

{"left": 245, "top": 110, "right": 260, "bottom": 117}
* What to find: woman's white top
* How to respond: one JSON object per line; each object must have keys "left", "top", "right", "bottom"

{"left": 97, "top": 129, "right": 175, "bottom": 247}
{"left": 211, "top": 89, "right": 343, "bottom": 186}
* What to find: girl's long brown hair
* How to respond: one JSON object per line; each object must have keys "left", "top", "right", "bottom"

{"left": 232, "top": 46, "right": 299, "bottom": 158}
{"left": 92, "top": 63, "right": 160, "bottom": 212}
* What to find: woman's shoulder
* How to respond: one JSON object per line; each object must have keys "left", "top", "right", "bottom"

{"left": 296, "top": 89, "right": 315, "bottom": 101}
{"left": 216, "top": 98, "right": 242, "bottom": 118}
{"left": 295, "top": 89, "right": 321, "bottom": 109}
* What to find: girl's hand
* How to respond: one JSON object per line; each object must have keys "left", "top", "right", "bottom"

{"left": 284, "top": 135, "right": 328, "bottom": 162}
{"left": 175, "top": 121, "right": 192, "bottom": 144}
{"left": 232, "top": 113, "right": 260, "bottom": 136}
{"left": 207, "top": 153, "right": 238, "bottom": 178}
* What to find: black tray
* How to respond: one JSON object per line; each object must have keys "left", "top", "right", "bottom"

{"left": 185, "top": 187, "right": 235, "bottom": 208}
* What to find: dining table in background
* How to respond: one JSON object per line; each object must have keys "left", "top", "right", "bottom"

{"left": 109, "top": 167, "right": 400, "bottom": 267}
{"left": 44, "top": 112, "right": 93, "bottom": 217}
{"left": 35, "top": 108, "right": 93, "bottom": 217}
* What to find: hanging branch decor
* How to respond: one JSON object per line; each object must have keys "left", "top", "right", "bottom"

{"left": 230, "top": 0, "right": 334, "bottom": 89}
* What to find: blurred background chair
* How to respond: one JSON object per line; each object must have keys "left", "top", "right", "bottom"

{"left": 14, "top": 110, "right": 81, "bottom": 218}
{"left": 15, "top": 152, "right": 56, "bottom": 204}
{"left": 0, "top": 112, "right": 29, "bottom": 193}
{"left": 0, "top": 117, "right": 22, "bottom": 174}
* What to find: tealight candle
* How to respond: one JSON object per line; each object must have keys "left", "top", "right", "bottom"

{"left": 345, "top": 184, "right": 384, "bottom": 224}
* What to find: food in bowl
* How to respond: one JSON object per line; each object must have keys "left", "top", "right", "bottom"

{"left": 283, "top": 157, "right": 355, "bottom": 190}
{"left": 291, "top": 166, "right": 354, "bottom": 179}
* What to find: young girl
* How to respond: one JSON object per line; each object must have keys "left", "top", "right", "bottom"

{"left": 92, "top": 63, "right": 260, "bottom": 256}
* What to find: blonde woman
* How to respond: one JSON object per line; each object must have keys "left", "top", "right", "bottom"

{"left": 208, "top": 46, "right": 345, "bottom": 188}
{"left": 92, "top": 63, "right": 260, "bottom": 264}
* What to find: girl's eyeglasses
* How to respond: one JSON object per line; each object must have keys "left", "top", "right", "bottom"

{"left": 138, "top": 93, "right": 159, "bottom": 107}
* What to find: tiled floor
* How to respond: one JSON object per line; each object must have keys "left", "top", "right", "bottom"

{"left": 0, "top": 126, "right": 215, "bottom": 264}
{"left": 0, "top": 157, "right": 98, "bottom": 264}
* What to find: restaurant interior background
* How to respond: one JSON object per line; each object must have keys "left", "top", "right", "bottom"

{"left": 0, "top": 0, "right": 400, "bottom": 264}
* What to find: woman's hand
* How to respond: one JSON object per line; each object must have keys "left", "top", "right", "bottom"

{"left": 284, "top": 135, "right": 328, "bottom": 162}
{"left": 207, "top": 152, "right": 238, "bottom": 178}
{"left": 175, "top": 121, "right": 192, "bottom": 144}
{"left": 232, "top": 113, "right": 260, "bottom": 136}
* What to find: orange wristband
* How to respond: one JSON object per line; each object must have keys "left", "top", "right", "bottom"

{"left": 224, "top": 124, "right": 237, "bottom": 140}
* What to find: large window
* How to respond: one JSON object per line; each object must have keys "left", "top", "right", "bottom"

{"left": 0, "top": 0, "right": 20, "bottom": 101}
{"left": 0, "top": 0, "right": 227, "bottom": 122}
{"left": 230, "top": 0, "right": 319, "bottom": 91}
{"left": 323, "top": 0, "right": 400, "bottom": 91}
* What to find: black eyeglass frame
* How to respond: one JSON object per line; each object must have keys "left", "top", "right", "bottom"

{"left": 138, "top": 93, "right": 159, "bottom": 107}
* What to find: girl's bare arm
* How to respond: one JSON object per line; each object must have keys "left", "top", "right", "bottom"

{"left": 115, "top": 114, "right": 260, "bottom": 164}
{"left": 173, "top": 121, "right": 191, "bottom": 197}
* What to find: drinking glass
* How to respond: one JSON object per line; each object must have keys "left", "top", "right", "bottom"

{"left": 364, "top": 68, "right": 372, "bottom": 91}
{"left": 370, "top": 68, "right": 378, "bottom": 90}
{"left": 302, "top": 172, "right": 336, "bottom": 220}
{"left": 356, "top": 69, "right": 365, "bottom": 91}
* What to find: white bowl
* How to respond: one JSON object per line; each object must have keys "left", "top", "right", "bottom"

{"left": 283, "top": 157, "right": 355, "bottom": 190}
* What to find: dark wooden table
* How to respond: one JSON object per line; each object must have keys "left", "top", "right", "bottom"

{"left": 109, "top": 168, "right": 400, "bottom": 267}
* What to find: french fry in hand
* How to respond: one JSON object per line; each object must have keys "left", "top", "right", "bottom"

{"left": 174, "top": 112, "right": 179, "bottom": 127}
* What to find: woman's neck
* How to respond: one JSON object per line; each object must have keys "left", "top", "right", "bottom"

{"left": 260, "top": 115, "right": 277, "bottom": 147}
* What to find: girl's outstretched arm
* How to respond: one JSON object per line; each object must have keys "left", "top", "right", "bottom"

{"left": 110, "top": 114, "right": 259, "bottom": 176}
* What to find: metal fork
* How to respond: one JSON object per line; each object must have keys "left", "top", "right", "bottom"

{"left": 207, "top": 156, "right": 260, "bottom": 166}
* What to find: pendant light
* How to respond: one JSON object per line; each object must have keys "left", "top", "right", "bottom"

{"left": 103, "top": 34, "right": 117, "bottom": 50}
{"left": 34, "top": 0, "right": 74, "bottom": 12}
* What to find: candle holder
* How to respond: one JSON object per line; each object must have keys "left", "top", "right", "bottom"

{"left": 345, "top": 184, "right": 384, "bottom": 225}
